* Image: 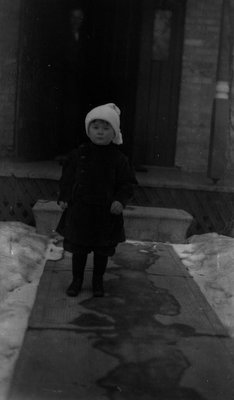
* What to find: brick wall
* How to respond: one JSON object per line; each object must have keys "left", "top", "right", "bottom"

{"left": 175, "top": 0, "right": 222, "bottom": 172}
{"left": 0, "top": 0, "right": 21, "bottom": 157}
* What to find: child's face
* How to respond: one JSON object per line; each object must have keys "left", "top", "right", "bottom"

{"left": 88, "top": 120, "right": 115, "bottom": 145}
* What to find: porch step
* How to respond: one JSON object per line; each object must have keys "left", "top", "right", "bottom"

{"left": 32, "top": 201, "right": 193, "bottom": 243}
{"left": 124, "top": 206, "right": 193, "bottom": 243}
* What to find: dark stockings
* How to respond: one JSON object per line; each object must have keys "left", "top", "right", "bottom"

{"left": 66, "top": 251, "right": 87, "bottom": 297}
{"left": 66, "top": 251, "right": 108, "bottom": 297}
{"left": 72, "top": 251, "right": 88, "bottom": 281}
{"left": 93, "top": 253, "right": 108, "bottom": 277}
{"left": 92, "top": 253, "right": 108, "bottom": 297}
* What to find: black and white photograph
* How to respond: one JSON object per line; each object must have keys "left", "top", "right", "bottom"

{"left": 0, "top": 0, "right": 234, "bottom": 399}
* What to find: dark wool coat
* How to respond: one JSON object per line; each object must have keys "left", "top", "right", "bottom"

{"left": 57, "top": 142, "right": 137, "bottom": 254}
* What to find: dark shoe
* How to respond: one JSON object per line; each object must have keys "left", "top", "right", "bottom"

{"left": 93, "top": 278, "right": 104, "bottom": 297}
{"left": 66, "top": 279, "right": 82, "bottom": 297}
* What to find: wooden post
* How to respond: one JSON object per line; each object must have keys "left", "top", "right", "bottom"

{"left": 207, "top": 0, "right": 232, "bottom": 182}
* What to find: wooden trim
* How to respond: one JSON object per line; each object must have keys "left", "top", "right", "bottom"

{"left": 133, "top": 0, "right": 155, "bottom": 166}
{"left": 14, "top": 0, "right": 26, "bottom": 157}
{"left": 133, "top": 0, "right": 186, "bottom": 167}
{"left": 208, "top": 0, "right": 232, "bottom": 181}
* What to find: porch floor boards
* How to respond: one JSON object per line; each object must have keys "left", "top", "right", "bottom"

{"left": 1, "top": 161, "right": 234, "bottom": 238}
{"left": 0, "top": 181, "right": 233, "bottom": 238}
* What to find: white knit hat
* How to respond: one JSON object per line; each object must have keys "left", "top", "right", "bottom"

{"left": 85, "top": 103, "right": 123, "bottom": 145}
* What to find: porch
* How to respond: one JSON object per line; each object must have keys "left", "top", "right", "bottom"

{"left": 1, "top": 159, "right": 234, "bottom": 237}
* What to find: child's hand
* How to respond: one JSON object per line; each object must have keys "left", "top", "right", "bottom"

{"left": 110, "top": 201, "right": 123, "bottom": 215}
{"left": 58, "top": 201, "right": 68, "bottom": 210}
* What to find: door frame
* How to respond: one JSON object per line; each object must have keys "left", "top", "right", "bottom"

{"left": 133, "top": 0, "right": 186, "bottom": 167}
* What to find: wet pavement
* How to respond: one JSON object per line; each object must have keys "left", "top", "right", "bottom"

{"left": 8, "top": 242, "right": 234, "bottom": 400}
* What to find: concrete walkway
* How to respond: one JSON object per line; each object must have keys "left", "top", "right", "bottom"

{"left": 8, "top": 242, "right": 234, "bottom": 400}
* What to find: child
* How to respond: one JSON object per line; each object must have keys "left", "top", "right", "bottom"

{"left": 57, "top": 103, "right": 137, "bottom": 297}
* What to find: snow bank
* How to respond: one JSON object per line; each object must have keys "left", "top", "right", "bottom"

{"left": 172, "top": 233, "right": 234, "bottom": 336}
{"left": 0, "top": 222, "right": 63, "bottom": 399}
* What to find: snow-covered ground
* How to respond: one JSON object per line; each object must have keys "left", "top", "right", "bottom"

{"left": 172, "top": 233, "right": 234, "bottom": 336}
{"left": 1, "top": 222, "right": 234, "bottom": 399}
{"left": 0, "top": 222, "right": 63, "bottom": 400}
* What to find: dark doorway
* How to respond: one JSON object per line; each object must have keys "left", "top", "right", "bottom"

{"left": 133, "top": 0, "right": 186, "bottom": 167}
{"left": 15, "top": 0, "right": 65, "bottom": 160}
{"left": 15, "top": 0, "right": 140, "bottom": 160}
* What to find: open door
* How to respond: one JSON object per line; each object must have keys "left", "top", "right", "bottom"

{"left": 134, "top": 0, "right": 186, "bottom": 167}
{"left": 16, "top": 0, "right": 65, "bottom": 159}
{"left": 16, "top": 0, "right": 140, "bottom": 160}
{"left": 80, "top": 0, "right": 141, "bottom": 159}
